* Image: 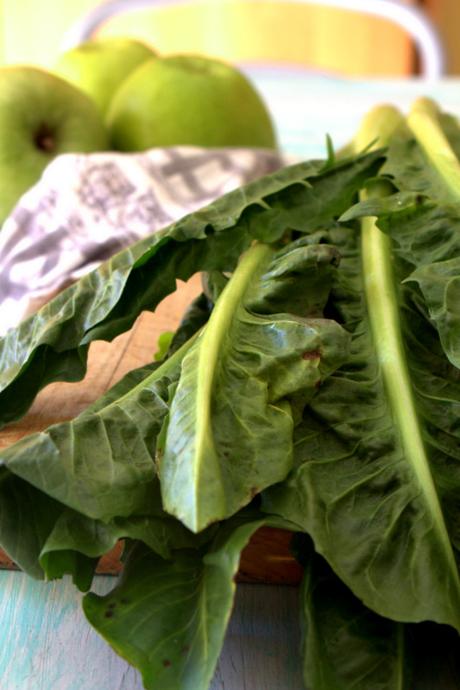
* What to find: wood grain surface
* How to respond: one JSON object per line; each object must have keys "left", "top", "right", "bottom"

{"left": 0, "top": 274, "right": 302, "bottom": 585}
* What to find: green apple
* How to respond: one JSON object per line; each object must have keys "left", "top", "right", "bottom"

{"left": 107, "top": 54, "right": 277, "bottom": 150}
{"left": 0, "top": 66, "right": 108, "bottom": 224}
{"left": 54, "top": 38, "right": 157, "bottom": 116}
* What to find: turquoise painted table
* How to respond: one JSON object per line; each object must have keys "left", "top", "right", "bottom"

{"left": 0, "top": 573, "right": 305, "bottom": 689}
{"left": 2, "top": 75, "right": 460, "bottom": 690}
{"left": 1, "top": 571, "right": 459, "bottom": 690}
{"left": 250, "top": 72, "right": 460, "bottom": 159}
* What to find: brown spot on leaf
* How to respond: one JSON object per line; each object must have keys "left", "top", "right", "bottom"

{"left": 104, "top": 610, "right": 114, "bottom": 618}
{"left": 163, "top": 659, "right": 172, "bottom": 668}
{"left": 302, "top": 350, "right": 320, "bottom": 361}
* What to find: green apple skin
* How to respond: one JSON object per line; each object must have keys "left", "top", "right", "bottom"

{"left": 54, "top": 38, "right": 156, "bottom": 116}
{"left": 107, "top": 54, "right": 277, "bottom": 150}
{"left": 0, "top": 66, "right": 108, "bottom": 224}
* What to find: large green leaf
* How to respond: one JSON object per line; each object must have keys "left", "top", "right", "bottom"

{"left": 0, "top": 468, "right": 64, "bottom": 578}
{"left": 261, "top": 104, "right": 460, "bottom": 632}
{"left": 160, "top": 241, "right": 350, "bottom": 532}
{"left": 342, "top": 195, "right": 460, "bottom": 370}
{"left": 41, "top": 508, "right": 206, "bottom": 564}
{"left": 262, "top": 207, "right": 460, "bottom": 631}
{"left": 0, "top": 152, "right": 382, "bottom": 428}
{"left": 0, "top": 238, "right": 348, "bottom": 534}
{"left": 296, "top": 536, "right": 412, "bottom": 690}
{"left": 38, "top": 506, "right": 213, "bottom": 592}
{"left": 356, "top": 100, "right": 460, "bottom": 369}
{"left": 0, "top": 336, "right": 193, "bottom": 521}
{"left": 381, "top": 99, "right": 460, "bottom": 205}
{"left": 0, "top": 284, "right": 214, "bottom": 585}
{"left": 83, "top": 517, "right": 281, "bottom": 690}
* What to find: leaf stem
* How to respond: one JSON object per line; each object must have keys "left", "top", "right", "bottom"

{"left": 352, "top": 105, "right": 460, "bottom": 599}
{"left": 407, "top": 97, "right": 460, "bottom": 202}
{"left": 352, "top": 103, "right": 405, "bottom": 154}
{"left": 360, "top": 215, "right": 452, "bottom": 555}
{"left": 194, "top": 242, "right": 273, "bottom": 460}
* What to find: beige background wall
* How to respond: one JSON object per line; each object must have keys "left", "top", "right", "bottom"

{"left": 1, "top": 0, "right": 416, "bottom": 75}
{"left": 1, "top": 0, "right": 457, "bottom": 76}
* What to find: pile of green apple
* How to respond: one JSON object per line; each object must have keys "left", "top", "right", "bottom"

{"left": 0, "top": 37, "right": 277, "bottom": 224}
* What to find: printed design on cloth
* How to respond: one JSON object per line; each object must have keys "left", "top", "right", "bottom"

{"left": 0, "top": 146, "right": 283, "bottom": 335}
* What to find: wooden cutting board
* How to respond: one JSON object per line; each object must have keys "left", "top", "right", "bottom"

{"left": 0, "top": 275, "right": 302, "bottom": 585}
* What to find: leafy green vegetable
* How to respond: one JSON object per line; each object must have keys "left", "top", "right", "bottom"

{"left": 0, "top": 339, "right": 192, "bottom": 521}
{"left": 262, "top": 103, "right": 460, "bottom": 631}
{"left": 0, "top": 468, "right": 64, "bottom": 578}
{"left": 407, "top": 97, "right": 460, "bottom": 203}
{"left": 295, "top": 535, "right": 412, "bottom": 690}
{"left": 0, "top": 152, "right": 383, "bottom": 428}
{"left": 83, "top": 515, "right": 295, "bottom": 690}
{"left": 0, "top": 240, "right": 348, "bottom": 541}
{"left": 0, "top": 292, "right": 214, "bottom": 580}
{"left": 160, "top": 241, "right": 349, "bottom": 532}
{"left": 2, "top": 99, "right": 460, "bottom": 690}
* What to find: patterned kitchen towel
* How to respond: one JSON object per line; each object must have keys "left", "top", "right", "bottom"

{"left": 0, "top": 146, "right": 286, "bottom": 335}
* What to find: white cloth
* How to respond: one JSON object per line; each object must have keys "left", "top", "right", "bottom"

{"left": 0, "top": 146, "right": 286, "bottom": 335}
